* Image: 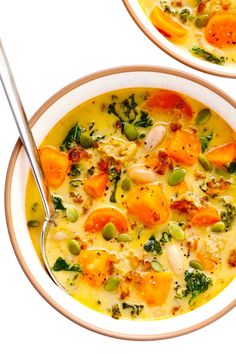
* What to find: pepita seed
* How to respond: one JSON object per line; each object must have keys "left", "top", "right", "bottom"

{"left": 167, "top": 168, "right": 186, "bottom": 186}
{"left": 198, "top": 153, "right": 212, "bottom": 171}
{"left": 211, "top": 221, "right": 226, "bottom": 233}
{"left": 116, "top": 233, "right": 133, "bottom": 242}
{"left": 168, "top": 221, "right": 185, "bottom": 241}
{"left": 151, "top": 260, "right": 163, "bottom": 272}
{"left": 196, "top": 108, "right": 211, "bottom": 125}
{"left": 66, "top": 206, "right": 79, "bottom": 223}
{"left": 189, "top": 260, "right": 204, "bottom": 271}
{"left": 104, "top": 277, "right": 120, "bottom": 291}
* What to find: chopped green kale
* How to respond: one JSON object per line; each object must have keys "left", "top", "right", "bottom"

{"left": 160, "top": 0, "right": 177, "bottom": 15}
{"left": 122, "top": 302, "right": 144, "bottom": 317}
{"left": 108, "top": 167, "right": 121, "bottom": 203}
{"left": 227, "top": 161, "right": 236, "bottom": 174}
{"left": 192, "top": 47, "right": 225, "bottom": 65}
{"left": 52, "top": 196, "right": 66, "bottom": 210}
{"left": 69, "top": 179, "right": 81, "bottom": 188}
{"left": 108, "top": 94, "right": 152, "bottom": 130}
{"left": 179, "top": 8, "right": 191, "bottom": 23}
{"left": 68, "top": 164, "right": 81, "bottom": 177}
{"left": 199, "top": 131, "right": 213, "bottom": 152}
{"left": 134, "top": 110, "right": 153, "bottom": 128}
{"left": 52, "top": 257, "right": 82, "bottom": 272}
{"left": 60, "top": 124, "right": 82, "bottom": 151}
{"left": 87, "top": 166, "right": 95, "bottom": 176}
{"left": 144, "top": 235, "right": 162, "bottom": 255}
{"left": 221, "top": 200, "right": 236, "bottom": 231}
{"left": 159, "top": 231, "right": 172, "bottom": 245}
{"left": 31, "top": 202, "right": 39, "bottom": 212}
{"left": 181, "top": 270, "right": 213, "bottom": 304}
{"left": 111, "top": 304, "right": 121, "bottom": 319}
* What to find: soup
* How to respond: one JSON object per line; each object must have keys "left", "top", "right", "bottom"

{"left": 25, "top": 88, "right": 236, "bottom": 320}
{"left": 138, "top": 0, "right": 236, "bottom": 67}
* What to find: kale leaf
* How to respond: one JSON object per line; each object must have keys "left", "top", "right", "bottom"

{"left": 111, "top": 304, "right": 121, "bottom": 319}
{"left": 122, "top": 302, "right": 144, "bottom": 317}
{"left": 227, "top": 161, "right": 236, "bottom": 174}
{"left": 108, "top": 94, "right": 153, "bottom": 129}
{"left": 144, "top": 235, "right": 163, "bottom": 255}
{"left": 179, "top": 8, "right": 190, "bottom": 23}
{"left": 68, "top": 164, "right": 81, "bottom": 177}
{"left": 181, "top": 270, "right": 212, "bottom": 304}
{"left": 221, "top": 200, "right": 236, "bottom": 231}
{"left": 192, "top": 47, "right": 225, "bottom": 65}
{"left": 108, "top": 167, "right": 121, "bottom": 203}
{"left": 159, "top": 231, "right": 172, "bottom": 245}
{"left": 52, "top": 196, "right": 66, "bottom": 210}
{"left": 52, "top": 257, "right": 82, "bottom": 272}
{"left": 60, "top": 124, "right": 82, "bottom": 151}
{"left": 199, "top": 131, "right": 213, "bottom": 152}
{"left": 134, "top": 110, "right": 153, "bottom": 128}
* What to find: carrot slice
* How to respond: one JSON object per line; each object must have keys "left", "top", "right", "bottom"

{"left": 205, "top": 14, "right": 236, "bottom": 47}
{"left": 84, "top": 207, "right": 129, "bottom": 233}
{"left": 205, "top": 142, "right": 236, "bottom": 167}
{"left": 39, "top": 145, "right": 71, "bottom": 188}
{"left": 145, "top": 90, "right": 193, "bottom": 119}
{"left": 150, "top": 6, "right": 188, "bottom": 39}
{"left": 126, "top": 184, "right": 169, "bottom": 226}
{"left": 78, "top": 250, "right": 114, "bottom": 287}
{"left": 167, "top": 130, "right": 201, "bottom": 165}
{"left": 191, "top": 206, "right": 220, "bottom": 226}
{"left": 196, "top": 252, "right": 216, "bottom": 271}
{"left": 135, "top": 271, "right": 173, "bottom": 306}
{"left": 83, "top": 173, "right": 108, "bottom": 198}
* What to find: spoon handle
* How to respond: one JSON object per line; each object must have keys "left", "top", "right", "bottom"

{"left": 0, "top": 40, "right": 52, "bottom": 219}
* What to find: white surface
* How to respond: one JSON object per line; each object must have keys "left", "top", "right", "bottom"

{"left": 0, "top": 0, "right": 235, "bottom": 352}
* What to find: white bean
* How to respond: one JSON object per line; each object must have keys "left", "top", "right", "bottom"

{"left": 144, "top": 125, "right": 166, "bottom": 151}
{"left": 128, "top": 165, "right": 157, "bottom": 184}
{"left": 167, "top": 243, "right": 184, "bottom": 275}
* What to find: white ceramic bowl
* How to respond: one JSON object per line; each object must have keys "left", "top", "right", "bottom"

{"left": 123, "top": 0, "right": 236, "bottom": 78}
{"left": 5, "top": 66, "right": 236, "bottom": 340}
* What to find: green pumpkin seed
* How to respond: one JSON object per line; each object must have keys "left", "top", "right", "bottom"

{"left": 102, "top": 222, "right": 117, "bottom": 240}
{"left": 195, "top": 14, "right": 209, "bottom": 28}
{"left": 198, "top": 153, "right": 212, "bottom": 171}
{"left": 167, "top": 168, "right": 186, "bottom": 186}
{"left": 211, "top": 221, "right": 226, "bottom": 233}
{"left": 116, "top": 233, "right": 133, "bottom": 242}
{"left": 189, "top": 260, "right": 204, "bottom": 271}
{"left": 121, "top": 177, "right": 132, "bottom": 191}
{"left": 27, "top": 220, "right": 40, "bottom": 227}
{"left": 168, "top": 221, "right": 185, "bottom": 241}
{"left": 124, "top": 124, "right": 138, "bottom": 141}
{"left": 79, "top": 133, "right": 93, "bottom": 149}
{"left": 68, "top": 239, "right": 81, "bottom": 255}
{"left": 66, "top": 206, "right": 78, "bottom": 223}
{"left": 151, "top": 260, "right": 163, "bottom": 272}
{"left": 104, "top": 277, "right": 120, "bottom": 291}
{"left": 196, "top": 108, "right": 211, "bottom": 125}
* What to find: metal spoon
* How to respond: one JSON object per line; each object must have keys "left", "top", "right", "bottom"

{"left": 0, "top": 40, "right": 64, "bottom": 290}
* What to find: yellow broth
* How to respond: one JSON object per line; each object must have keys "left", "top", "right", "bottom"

{"left": 139, "top": 0, "right": 236, "bottom": 67}
{"left": 25, "top": 88, "right": 236, "bottom": 320}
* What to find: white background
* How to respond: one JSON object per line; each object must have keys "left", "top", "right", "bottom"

{"left": 0, "top": 1, "right": 235, "bottom": 353}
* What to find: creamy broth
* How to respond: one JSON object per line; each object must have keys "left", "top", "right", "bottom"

{"left": 25, "top": 88, "right": 236, "bottom": 320}
{"left": 139, "top": 0, "right": 236, "bottom": 67}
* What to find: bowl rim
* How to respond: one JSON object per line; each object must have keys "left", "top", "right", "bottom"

{"left": 5, "top": 65, "right": 236, "bottom": 341}
{"left": 122, "top": 0, "right": 236, "bottom": 79}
